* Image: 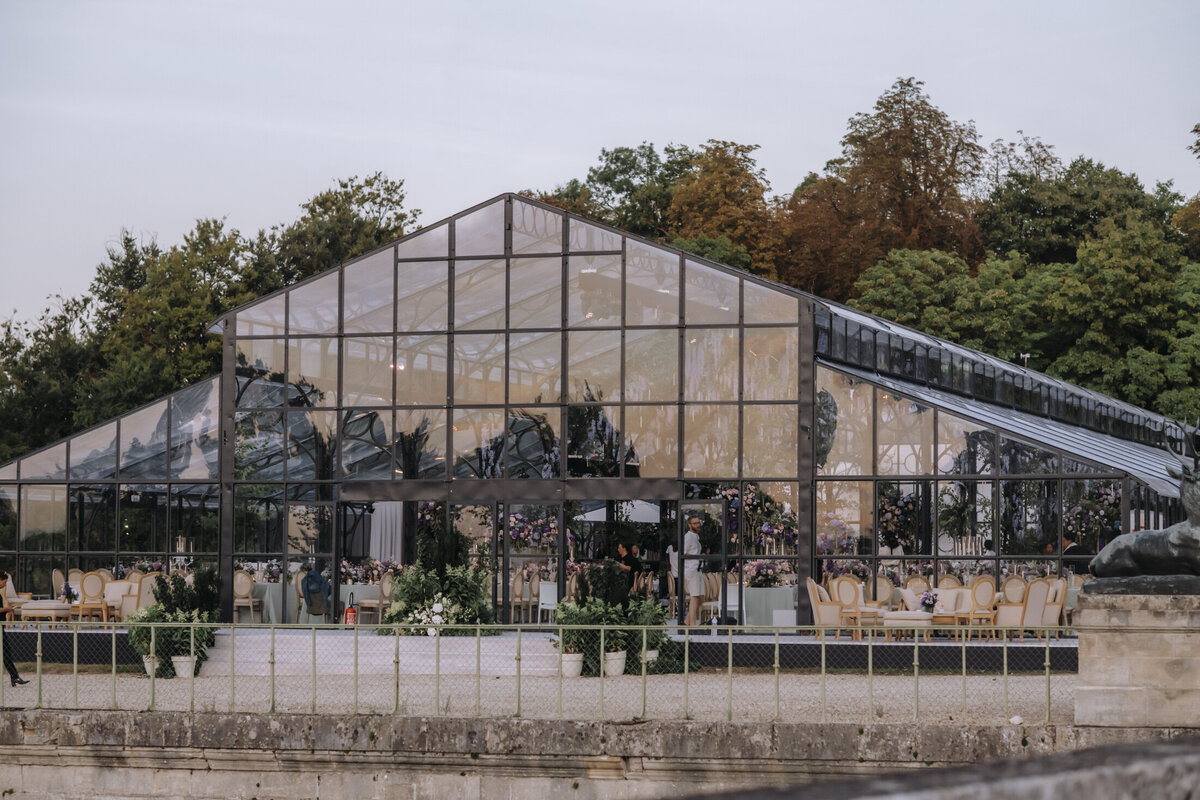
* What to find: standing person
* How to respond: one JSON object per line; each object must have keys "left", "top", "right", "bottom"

{"left": 616, "top": 542, "right": 641, "bottom": 593}
{"left": 0, "top": 571, "right": 29, "bottom": 686}
{"left": 683, "top": 515, "right": 704, "bottom": 626}
{"left": 1062, "top": 535, "right": 1092, "bottom": 573}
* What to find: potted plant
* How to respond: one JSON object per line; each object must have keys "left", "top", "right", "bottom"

{"left": 553, "top": 601, "right": 590, "bottom": 677}
{"left": 625, "top": 599, "right": 667, "bottom": 665}
{"left": 127, "top": 568, "right": 221, "bottom": 678}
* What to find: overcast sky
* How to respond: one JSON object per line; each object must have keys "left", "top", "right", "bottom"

{"left": 1, "top": 0, "right": 1197, "bottom": 327}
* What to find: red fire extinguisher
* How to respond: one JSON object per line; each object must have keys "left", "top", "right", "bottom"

{"left": 344, "top": 592, "right": 357, "bottom": 625}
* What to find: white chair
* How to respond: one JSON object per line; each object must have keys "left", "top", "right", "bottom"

{"left": 102, "top": 580, "right": 135, "bottom": 622}
{"left": 805, "top": 577, "right": 841, "bottom": 636}
{"left": 537, "top": 580, "right": 558, "bottom": 623}
{"left": 232, "top": 570, "right": 262, "bottom": 623}
{"left": 137, "top": 573, "right": 161, "bottom": 611}
{"left": 996, "top": 578, "right": 1049, "bottom": 641}
{"left": 75, "top": 571, "right": 108, "bottom": 622}
{"left": 1040, "top": 578, "right": 1066, "bottom": 639}
{"left": 357, "top": 571, "right": 392, "bottom": 624}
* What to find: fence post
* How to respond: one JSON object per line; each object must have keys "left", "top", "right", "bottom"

{"left": 72, "top": 623, "right": 79, "bottom": 709}
{"left": 867, "top": 634, "right": 874, "bottom": 723}
{"left": 1044, "top": 632, "right": 1052, "bottom": 724}
{"left": 683, "top": 629, "right": 690, "bottom": 720}
{"left": 773, "top": 628, "right": 781, "bottom": 722}
{"left": 726, "top": 625, "right": 734, "bottom": 723}
{"left": 961, "top": 630, "right": 968, "bottom": 718}
{"left": 913, "top": 631, "right": 920, "bottom": 724}
{"left": 474, "top": 625, "right": 481, "bottom": 717}
{"left": 311, "top": 626, "right": 317, "bottom": 715}
{"left": 354, "top": 624, "right": 360, "bottom": 716}
{"left": 557, "top": 625, "right": 563, "bottom": 719}
{"left": 189, "top": 625, "right": 196, "bottom": 713}
{"left": 268, "top": 626, "right": 276, "bottom": 714}
{"left": 820, "top": 632, "right": 827, "bottom": 724}
{"left": 110, "top": 623, "right": 117, "bottom": 710}
{"left": 393, "top": 629, "right": 401, "bottom": 716}
{"left": 148, "top": 625, "right": 155, "bottom": 711}
{"left": 434, "top": 626, "right": 441, "bottom": 717}
{"left": 229, "top": 625, "right": 236, "bottom": 713}
{"left": 515, "top": 626, "right": 523, "bottom": 718}
{"left": 598, "top": 627, "right": 605, "bottom": 719}
{"left": 1002, "top": 633, "right": 1009, "bottom": 716}
{"left": 640, "top": 628, "right": 648, "bottom": 720}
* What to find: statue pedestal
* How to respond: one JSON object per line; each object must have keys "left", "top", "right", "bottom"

{"left": 1075, "top": 577, "right": 1200, "bottom": 727}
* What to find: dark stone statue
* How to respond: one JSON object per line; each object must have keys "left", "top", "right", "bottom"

{"left": 1090, "top": 425, "right": 1200, "bottom": 577}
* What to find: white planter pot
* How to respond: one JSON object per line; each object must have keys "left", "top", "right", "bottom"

{"left": 560, "top": 652, "right": 584, "bottom": 678}
{"left": 171, "top": 655, "right": 196, "bottom": 678}
{"left": 603, "top": 651, "right": 626, "bottom": 676}
{"left": 142, "top": 656, "right": 158, "bottom": 676}
{"left": 641, "top": 649, "right": 659, "bottom": 664}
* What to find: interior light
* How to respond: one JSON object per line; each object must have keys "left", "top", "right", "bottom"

{"left": 581, "top": 268, "right": 597, "bottom": 274}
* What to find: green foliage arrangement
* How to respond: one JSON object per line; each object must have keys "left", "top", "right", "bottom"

{"left": 379, "top": 563, "right": 495, "bottom": 636}
{"left": 573, "top": 559, "right": 628, "bottom": 607}
{"left": 126, "top": 566, "right": 221, "bottom": 678}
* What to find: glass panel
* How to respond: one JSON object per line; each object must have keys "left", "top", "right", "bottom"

{"left": 287, "top": 272, "right": 340, "bottom": 335}
{"left": 511, "top": 200, "right": 563, "bottom": 254}
{"left": 0, "top": 461, "right": 14, "bottom": 481}
{"left": 623, "top": 405, "right": 677, "bottom": 479}
{"left": 625, "top": 328, "right": 678, "bottom": 403}
{"left": 119, "top": 484, "right": 167, "bottom": 553}
{"left": 743, "top": 405, "right": 797, "bottom": 478}
{"left": 509, "top": 257, "right": 562, "bottom": 329}
{"left": 816, "top": 481, "right": 873, "bottom": 556}
{"left": 343, "top": 336, "right": 394, "bottom": 407}
{"left": 21, "top": 485, "right": 66, "bottom": 551}
{"left": 453, "top": 333, "right": 506, "bottom": 405}
{"left": 395, "top": 409, "right": 448, "bottom": 479}
{"left": 743, "top": 481, "right": 800, "bottom": 558}
{"left": 452, "top": 408, "right": 505, "bottom": 478}
{"left": 0, "top": 486, "right": 16, "bottom": 550}
{"left": 508, "top": 331, "right": 561, "bottom": 405}
{"left": 19, "top": 442, "right": 66, "bottom": 480}
{"left": 876, "top": 391, "right": 934, "bottom": 475}
{"left": 936, "top": 481, "right": 993, "bottom": 557}
{"left": 567, "top": 254, "right": 621, "bottom": 327}
{"left": 454, "top": 258, "right": 506, "bottom": 330}
{"left": 999, "top": 437, "right": 1059, "bottom": 475}
{"left": 999, "top": 480, "right": 1059, "bottom": 556}
{"left": 69, "top": 421, "right": 117, "bottom": 480}
{"left": 235, "top": 338, "right": 286, "bottom": 407}
{"left": 683, "top": 404, "right": 738, "bottom": 478}
{"left": 235, "top": 293, "right": 286, "bottom": 337}
{"left": 454, "top": 200, "right": 505, "bottom": 256}
{"left": 566, "top": 405, "right": 622, "bottom": 477}
{"left": 396, "top": 222, "right": 448, "bottom": 259}
{"left": 1063, "top": 456, "right": 1106, "bottom": 474}
{"left": 170, "top": 484, "right": 220, "bottom": 554}
{"left": 877, "top": 480, "right": 932, "bottom": 556}
{"left": 685, "top": 261, "right": 739, "bottom": 325}
{"left": 744, "top": 282, "right": 799, "bottom": 324}
{"left": 342, "top": 248, "right": 394, "bottom": 334}
{"left": 341, "top": 409, "right": 394, "bottom": 480}
{"left": 1062, "top": 479, "right": 1119, "bottom": 570}
{"left": 937, "top": 412, "right": 996, "bottom": 475}
{"left": 68, "top": 485, "right": 116, "bottom": 552}
{"left": 287, "top": 410, "right": 338, "bottom": 481}
{"left": 1000, "top": 559, "right": 1057, "bottom": 581}
{"left": 234, "top": 411, "right": 285, "bottom": 481}
{"left": 16, "top": 555, "right": 63, "bottom": 599}
{"left": 819, "top": 558, "right": 876, "bottom": 585}
{"left": 625, "top": 240, "right": 679, "bottom": 325}
{"left": 119, "top": 401, "right": 170, "bottom": 479}
{"left": 507, "top": 409, "right": 561, "bottom": 479}
{"left": 743, "top": 328, "right": 798, "bottom": 402}
{"left": 684, "top": 328, "right": 739, "bottom": 402}
{"left": 937, "top": 559, "right": 996, "bottom": 586}
{"left": 567, "top": 330, "right": 621, "bottom": 403}
{"left": 396, "top": 335, "right": 448, "bottom": 406}
{"left": 815, "top": 367, "right": 871, "bottom": 476}
{"left": 569, "top": 220, "right": 621, "bottom": 252}
{"left": 234, "top": 484, "right": 285, "bottom": 554}
{"left": 287, "top": 337, "right": 339, "bottom": 408}
{"left": 396, "top": 260, "right": 450, "bottom": 332}
{"left": 170, "top": 378, "right": 220, "bottom": 480}
{"left": 288, "top": 504, "right": 333, "bottom": 554}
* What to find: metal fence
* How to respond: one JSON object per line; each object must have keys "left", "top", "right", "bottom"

{"left": 0, "top": 622, "right": 1077, "bottom": 724}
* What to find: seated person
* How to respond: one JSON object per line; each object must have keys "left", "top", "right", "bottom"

{"left": 301, "top": 560, "right": 333, "bottom": 618}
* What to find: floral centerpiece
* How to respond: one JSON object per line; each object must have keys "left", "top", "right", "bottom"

{"left": 60, "top": 582, "right": 77, "bottom": 603}
{"left": 877, "top": 489, "right": 919, "bottom": 552}
{"left": 234, "top": 559, "right": 284, "bottom": 582}
{"left": 134, "top": 559, "right": 166, "bottom": 574}
{"left": 508, "top": 512, "right": 558, "bottom": 550}
{"left": 919, "top": 589, "right": 937, "bottom": 613}
{"left": 340, "top": 558, "right": 401, "bottom": 584}
{"left": 744, "top": 560, "right": 786, "bottom": 588}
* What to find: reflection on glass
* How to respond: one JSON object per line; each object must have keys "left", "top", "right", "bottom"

{"left": 286, "top": 410, "right": 337, "bottom": 481}
{"left": 68, "top": 486, "right": 115, "bottom": 552}
{"left": 744, "top": 481, "right": 800, "bottom": 558}
{"left": 685, "top": 261, "right": 739, "bottom": 325}
{"left": 816, "top": 481, "right": 873, "bottom": 556}
{"left": 69, "top": 422, "right": 117, "bottom": 480}
{"left": 342, "top": 249, "right": 395, "bottom": 334}
{"left": 288, "top": 272, "right": 340, "bottom": 335}
{"left": 509, "top": 257, "right": 562, "bottom": 328}
{"left": 625, "top": 240, "right": 679, "bottom": 325}
{"left": 876, "top": 391, "right": 934, "bottom": 475}
{"left": 341, "top": 409, "right": 394, "bottom": 480}
{"left": 999, "top": 438, "right": 1059, "bottom": 475}
{"left": 170, "top": 484, "right": 220, "bottom": 554}
{"left": 396, "top": 335, "right": 448, "bottom": 405}
{"left": 936, "top": 481, "right": 994, "bottom": 557}
{"left": 234, "top": 484, "right": 284, "bottom": 554}
{"left": 625, "top": 329, "right": 678, "bottom": 402}
{"left": 119, "top": 484, "right": 167, "bottom": 553}
{"left": 454, "top": 259, "right": 506, "bottom": 330}
{"left": 1000, "top": 559, "right": 1058, "bottom": 581}
{"left": 684, "top": 328, "right": 739, "bottom": 402}
{"left": 568, "top": 254, "right": 622, "bottom": 327}
{"left": 452, "top": 408, "right": 505, "bottom": 478}
{"left": 999, "top": 480, "right": 1059, "bottom": 556}
{"left": 877, "top": 480, "right": 932, "bottom": 556}
{"left": 119, "top": 401, "right": 169, "bottom": 479}
{"left": 509, "top": 331, "right": 561, "bottom": 405}
{"left": 19, "top": 442, "right": 66, "bottom": 480}
{"left": 937, "top": 412, "right": 995, "bottom": 475}
{"left": 453, "top": 503, "right": 495, "bottom": 572}
{"left": 816, "top": 367, "right": 871, "bottom": 476}
{"left": 744, "top": 282, "right": 799, "bottom": 324}
{"left": 236, "top": 339, "right": 286, "bottom": 407}
{"left": 18, "top": 556, "right": 62, "bottom": 598}
{"left": 0, "top": 460, "right": 14, "bottom": 480}
{"left": 507, "top": 410, "right": 561, "bottom": 479}
{"left": 743, "top": 405, "right": 797, "bottom": 478}
{"left": 936, "top": 560, "right": 996, "bottom": 586}
{"left": 453, "top": 334, "right": 506, "bottom": 405}
{"left": 236, "top": 293, "right": 286, "bottom": 337}
{"left": 396, "top": 261, "right": 450, "bottom": 331}
{"left": 287, "top": 337, "right": 339, "bottom": 409}
{"left": 1062, "top": 479, "right": 1119, "bottom": 564}
{"left": 623, "top": 405, "right": 677, "bottom": 479}
{"left": 235, "top": 411, "right": 284, "bottom": 480}
{"left": 20, "top": 485, "right": 66, "bottom": 551}
{"left": 744, "top": 328, "right": 798, "bottom": 402}
{"left": 454, "top": 200, "right": 505, "bottom": 256}
{"left": 566, "top": 405, "right": 622, "bottom": 477}
{"left": 395, "top": 409, "right": 447, "bottom": 479}
{"left": 396, "top": 222, "right": 448, "bottom": 259}
{"left": 170, "top": 378, "right": 220, "bottom": 480}
{"left": 0, "top": 486, "right": 16, "bottom": 549}
{"left": 568, "top": 220, "right": 621, "bottom": 252}
{"left": 288, "top": 504, "right": 333, "bottom": 554}
{"left": 567, "top": 330, "right": 621, "bottom": 403}
{"left": 683, "top": 405, "right": 738, "bottom": 478}
{"left": 511, "top": 200, "right": 563, "bottom": 254}
{"left": 342, "top": 337, "right": 394, "bottom": 407}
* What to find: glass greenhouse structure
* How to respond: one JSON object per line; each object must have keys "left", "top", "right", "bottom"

{"left": 0, "top": 194, "right": 1187, "bottom": 622}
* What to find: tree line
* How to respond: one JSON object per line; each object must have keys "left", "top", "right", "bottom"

{"left": 2, "top": 77, "right": 1198, "bottom": 463}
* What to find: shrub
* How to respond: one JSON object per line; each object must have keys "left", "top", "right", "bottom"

{"left": 126, "top": 605, "right": 216, "bottom": 678}
{"left": 575, "top": 559, "right": 628, "bottom": 607}
{"left": 380, "top": 562, "right": 495, "bottom": 636}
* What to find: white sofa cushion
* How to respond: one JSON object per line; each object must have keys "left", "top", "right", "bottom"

{"left": 899, "top": 588, "right": 920, "bottom": 611}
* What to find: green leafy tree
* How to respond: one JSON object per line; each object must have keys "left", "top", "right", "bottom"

{"left": 578, "top": 142, "right": 696, "bottom": 239}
